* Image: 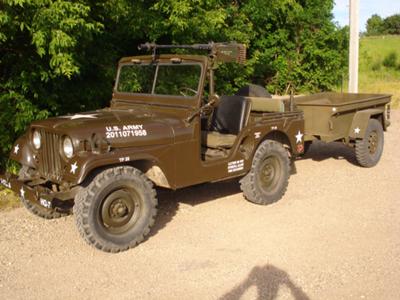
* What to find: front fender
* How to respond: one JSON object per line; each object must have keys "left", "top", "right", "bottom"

{"left": 66, "top": 144, "right": 175, "bottom": 187}
{"left": 9, "top": 134, "right": 37, "bottom": 169}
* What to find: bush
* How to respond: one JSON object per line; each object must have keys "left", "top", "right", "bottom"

{"left": 383, "top": 52, "right": 398, "bottom": 68}
{"left": 371, "top": 61, "right": 382, "bottom": 71}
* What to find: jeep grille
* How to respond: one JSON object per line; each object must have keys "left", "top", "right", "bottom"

{"left": 37, "top": 130, "right": 63, "bottom": 181}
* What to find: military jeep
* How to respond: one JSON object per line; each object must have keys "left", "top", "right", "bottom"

{"left": 0, "top": 42, "right": 391, "bottom": 252}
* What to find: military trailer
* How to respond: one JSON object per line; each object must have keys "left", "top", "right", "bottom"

{"left": 0, "top": 43, "right": 391, "bottom": 252}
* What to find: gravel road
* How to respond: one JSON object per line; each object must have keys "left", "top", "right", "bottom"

{"left": 1, "top": 111, "right": 399, "bottom": 300}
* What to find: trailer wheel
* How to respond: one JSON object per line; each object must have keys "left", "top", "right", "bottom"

{"left": 18, "top": 167, "right": 70, "bottom": 219}
{"left": 240, "top": 140, "right": 290, "bottom": 205}
{"left": 73, "top": 166, "right": 157, "bottom": 253}
{"left": 355, "top": 119, "right": 384, "bottom": 168}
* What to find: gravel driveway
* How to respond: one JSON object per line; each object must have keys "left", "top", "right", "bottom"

{"left": 1, "top": 111, "right": 399, "bottom": 300}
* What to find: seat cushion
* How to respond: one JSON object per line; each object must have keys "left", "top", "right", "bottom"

{"left": 209, "top": 96, "right": 250, "bottom": 134}
{"left": 202, "top": 131, "right": 237, "bottom": 149}
{"left": 248, "top": 97, "right": 285, "bottom": 112}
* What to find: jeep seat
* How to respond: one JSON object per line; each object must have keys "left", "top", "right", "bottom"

{"left": 203, "top": 96, "right": 250, "bottom": 149}
{"left": 201, "top": 131, "right": 237, "bottom": 148}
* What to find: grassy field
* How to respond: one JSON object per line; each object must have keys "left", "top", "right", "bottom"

{"left": 357, "top": 35, "right": 400, "bottom": 108}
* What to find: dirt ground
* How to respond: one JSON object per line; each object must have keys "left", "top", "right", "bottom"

{"left": 0, "top": 111, "right": 399, "bottom": 300}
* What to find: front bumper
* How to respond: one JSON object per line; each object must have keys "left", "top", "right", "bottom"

{"left": 0, "top": 173, "right": 78, "bottom": 210}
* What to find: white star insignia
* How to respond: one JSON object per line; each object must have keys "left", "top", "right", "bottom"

{"left": 20, "top": 187, "right": 25, "bottom": 198}
{"left": 14, "top": 144, "right": 19, "bottom": 154}
{"left": 295, "top": 130, "right": 303, "bottom": 144}
{"left": 354, "top": 127, "right": 361, "bottom": 134}
{"left": 62, "top": 114, "right": 98, "bottom": 120}
{"left": 70, "top": 162, "right": 78, "bottom": 174}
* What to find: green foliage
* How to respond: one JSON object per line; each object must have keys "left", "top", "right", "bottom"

{"left": 382, "top": 52, "right": 398, "bottom": 68}
{"left": 0, "top": 0, "right": 347, "bottom": 170}
{"left": 384, "top": 14, "right": 400, "bottom": 35}
{"left": 366, "top": 14, "right": 384, "bottom": 36}
{"left": 366, "top": 13, "right": 400, "bottom": 36}
{"left": 0, "top": 0, "right": 102, "bottom": 167}
{"left": 351, "top": 36, "right": 400, "bottom": 108}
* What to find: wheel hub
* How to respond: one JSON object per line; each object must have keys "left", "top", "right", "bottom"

{"left": 100, "top": 188, "right": 141, "bottom": 234}
{"left": 368, "top": 131, "right": 378, "bottom": 154}
{"left": 110, "top": 200, "right": 128, "bottom": 218}
{"left": 258, "top": 156, "right": 281, "bottom": 192}
{"left": 261, "top": 164, "right": 275, "bottom": 184}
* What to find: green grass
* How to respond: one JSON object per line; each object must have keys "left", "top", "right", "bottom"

{"left": 0, "top": 186, "right": 21, "bottom": 211}
{"left": 358, "top": 35, "right": 400, "bottom": 108}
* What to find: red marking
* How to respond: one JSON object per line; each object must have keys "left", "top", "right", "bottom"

{"left": 297, "top": 144, "right": 304, "bottom": 153}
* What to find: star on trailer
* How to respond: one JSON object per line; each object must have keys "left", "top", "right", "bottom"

{"left": 354, "top": 127, "right": 361, "bottom": 134}
{"left": 14, "top": 144, "right": 19, "bottom": 154}
{"left": 295, "top": 131, "right": 303, "bottom": 143}
{"left": 70, "top": 162, "right": 78, "bottom": 174}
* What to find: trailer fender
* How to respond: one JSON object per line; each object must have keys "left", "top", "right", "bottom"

{"left": 348, "top": 109, "right": 383, "bottom": 139}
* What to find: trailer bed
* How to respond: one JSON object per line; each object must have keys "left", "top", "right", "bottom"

{"left": 294, "top": 92, "right": 391, "bottom": 143}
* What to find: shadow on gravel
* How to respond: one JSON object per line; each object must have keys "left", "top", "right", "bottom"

{"left": 220, "top": 264, "right": 310, "bottom": 300}
{"left": 299, "top": 140, "right": 358, "bottom": 166}
{"left": 148, "top": 179, "right": 241, "bottom": 238}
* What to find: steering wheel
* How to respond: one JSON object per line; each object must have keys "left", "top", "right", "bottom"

{"left": 179, "top": 87, "right": 198, "bottom": 97}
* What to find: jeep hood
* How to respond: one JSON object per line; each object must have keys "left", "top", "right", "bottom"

{"left": 30, "top": 108, "right": 180, "bottom": 147}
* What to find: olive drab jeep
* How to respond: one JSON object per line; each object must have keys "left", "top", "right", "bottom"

{"left": 0, "top": 42, "right": 391, "bottom": 252}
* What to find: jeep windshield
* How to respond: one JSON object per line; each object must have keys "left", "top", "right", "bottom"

{"left": 116, "top": 62, "right": 202, "bottom": 97}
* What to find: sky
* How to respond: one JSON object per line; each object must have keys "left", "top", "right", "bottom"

{"left": 333, "top": 0, "right": 400, "bottom": 31}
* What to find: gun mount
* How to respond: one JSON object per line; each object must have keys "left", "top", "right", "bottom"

{"left": 138, "top": 42, "right": 246, "bottom": 64}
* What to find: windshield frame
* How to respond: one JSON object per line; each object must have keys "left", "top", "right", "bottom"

{"left": 115, "top": 61, "right": 203, "bottom": 99}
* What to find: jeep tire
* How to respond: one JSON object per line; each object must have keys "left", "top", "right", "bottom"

{"left": 355, "top": 118, "right": 384, "bottom": 168}
{"left": 240, "top": 140, "right": 290, "bottom": 205}
{"left": 73, "top": 166, "right": 157, "bottom": 253}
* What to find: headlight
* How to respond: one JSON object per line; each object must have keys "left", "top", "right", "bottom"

{"left": 32, "top": 130, "right": 41, "bottom": 150}
{"left": 63, "top": 136, "right": 74, "bottom": 158}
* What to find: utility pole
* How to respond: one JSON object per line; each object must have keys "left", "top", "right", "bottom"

{"left": 348, "top": 0, "right": 359, "bottom": 93}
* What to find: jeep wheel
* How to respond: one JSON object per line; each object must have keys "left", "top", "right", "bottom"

{"left": 355, "top": 119, "right": 384, "bottom": 168}
{"left": 18, "top": 168, "right": 70, "bottom": 219}
{"left": 73, "top": 166, "right": 157, "bottom": 252}
{"left": 240, "top": 140, "right": 290, "bottom": 205}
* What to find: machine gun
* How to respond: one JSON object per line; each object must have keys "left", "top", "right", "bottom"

{"left": 138, "top": 42, "right": 246, "bottom": 64}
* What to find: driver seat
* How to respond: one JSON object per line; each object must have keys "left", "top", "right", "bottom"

{"left": 202, "top": 96, "right": 250, "bottom": 149}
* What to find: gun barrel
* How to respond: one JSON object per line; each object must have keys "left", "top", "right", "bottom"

{"left": 138, "top": 43, "right": 213, "bottom": 51}
{"left": 137, "top": 42, "right": 246, "bottom": 64}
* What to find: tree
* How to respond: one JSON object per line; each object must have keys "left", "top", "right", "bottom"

{"left": 383, "top": 14, "right": 400, "bottom": 35}
{"left": 0, "top": 0, "right": 348, "bottom": 170}
{"left": 366, "top": 13, "right": 400, "bottom": 36}
{"left": 0, "top": 0, "right": 103, "bottom": 169}
{"left": 366, "top": 14, "right": 384, "bottom": 36}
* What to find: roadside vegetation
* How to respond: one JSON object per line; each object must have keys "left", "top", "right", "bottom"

{"left": 0, "top": 186, "right": 20, "bottom": 211}
{"left": 357, "top": 13, "right": 400, "bottom": 107}
{"left": 358, "top": 35, "right": 400, "bottom": 108}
